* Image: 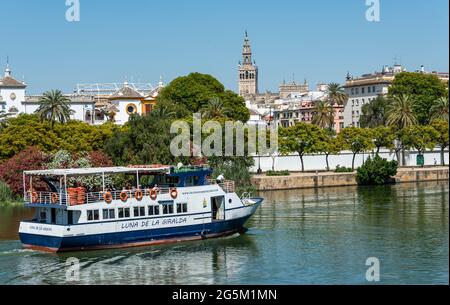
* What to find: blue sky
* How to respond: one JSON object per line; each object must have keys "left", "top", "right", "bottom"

{"left": 1, "top": 0, "right": 448, "bottom": 94}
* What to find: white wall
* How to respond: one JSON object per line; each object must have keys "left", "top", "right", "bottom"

{"left": 0, "top": 87, "right": 26, "bottom": 113}
{"left": 252, "top": 148, "right": 450, "bottom": 172}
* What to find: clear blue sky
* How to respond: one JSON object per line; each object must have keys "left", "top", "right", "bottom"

{"left": 1, "top": 0, "right": 448, "bottom": 94}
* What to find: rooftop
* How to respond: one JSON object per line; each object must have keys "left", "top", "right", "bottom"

{"left": 24, "top": 166, "right": 172, "bottom": 177}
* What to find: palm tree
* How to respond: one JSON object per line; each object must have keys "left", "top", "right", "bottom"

{"left": 430, "top": 97, "right": 449, "bottom": 122}
{"left": 359, "top": 96, "right": 387, "bottom": 128}
{"left": 36, "top": 90, "right": 71, "bottom": 128}
{"left": 386, "top": 94, "right": 418, "bottom": 129}
{"left": 327, "top": 83, "right": 348, "bottom": 106}
{"left": 312, "top": 100, "right": 335, "bottom": 129}
{"left": 151, "top": 105, "right": 175, "bottom": 120}
{"left": 201, "top": 97, "right": 229, "bottom": 119}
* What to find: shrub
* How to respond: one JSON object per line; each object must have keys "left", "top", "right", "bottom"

{"left": 335, "top": 165, "right": 354, "bottom": 173}
{"left": 0, "top": 147, "right": 49, "bottom": 195}
{"left": 266, "top": 170, "right": 290, "bottom": 176}
{"left": 357, "top": 155, "right": 398, "bottom": 185}
{"left": 0, "top": 180, "right": 16, "bottom": 203}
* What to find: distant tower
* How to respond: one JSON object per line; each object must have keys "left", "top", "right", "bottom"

{"left": 238, "top": 31, "right": 258, "bottom": 97}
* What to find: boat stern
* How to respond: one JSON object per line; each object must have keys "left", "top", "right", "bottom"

{"left": 19, "top": 221, "right": 64, "bottom": 253}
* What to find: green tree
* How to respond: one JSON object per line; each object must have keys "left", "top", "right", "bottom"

{"left": 386, "top": 94, "right": 418, "bottom": 129}
{"left": 0, "top": 111, "right": 12, "bottom": 130}
{"left": 360, "top": 96, "right": 387, "bottom": 128}
{"left": 356, "top": 155, "right": 398, "bottom": 185}
{"left": 326, "top": 83, "right": 348, "bottom": 106}
{"left": 399, "top": 125, "right": 438, "bottom": 156}
{"left": 279, "top": 123, "right": 323, "bottom": 172}
{"left": 312, "top": 100, "right": 335, "bottom": 130}
{"left": 104, "top": 113, "right": 188, "bottom": 166}
{"left": 430, "top": 119, "right": 449, "bottom": 165}
{"left": 388, "top": 72, "right": 448, "bottom": 124}
{"left": 372, "top": 126, "right": 395, "bottom": 155}
{"left": 158, "top": 72, "right": 250, "bottom": 122}
{"left": 0, "top": 114, "right": 114, "bottom": 161}
{"left": 338, "top": 127, "right": 375, "bottom": 171}
{"left": 201, "top": 97, "right": 230, "bottom": 120}
{"left": 430, "top": 97, "right": 449, "bottom": 122}
{"left": 319, "top": 134, "right": 343, "bottom": 171}
{"left": 35, "top": 90, "right": 72, "bottom": 128}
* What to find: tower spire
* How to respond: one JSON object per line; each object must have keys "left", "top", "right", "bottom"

{"left": 5, "top": 56, "right": 11, "bottom": 77}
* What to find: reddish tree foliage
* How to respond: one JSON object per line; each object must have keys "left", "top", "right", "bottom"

{"left": 0, "top": 147, "right": 50, "bottom": 195}
{"left": 88, "top": 151, "right": 114, "bottom": 167}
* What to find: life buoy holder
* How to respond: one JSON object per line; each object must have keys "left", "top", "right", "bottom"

{"left": 150, "top": 188, "right": 158, "bottom": 201}
{"left": 135, "top": 190, "right": 143, "bottom": 201}
{"left": 170, "top": 188, "right": 178, "bottom": 200}
{"left": 120, "top": 191, "right": 129, "bottom": 202}
{"left": 103, "top": 192, "right": 113, "bottom": 204}
{"left": 51, "top": 193, "right": 59, "bottom": 204}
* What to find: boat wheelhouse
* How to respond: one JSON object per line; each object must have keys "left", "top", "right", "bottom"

{"left": 19, "top": 165, "right": 262, "bottom": 252}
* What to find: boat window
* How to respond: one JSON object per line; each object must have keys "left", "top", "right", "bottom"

{"left": 162, "top": 203, "right": 174, "bottom": 215}
{"left": 39, "top": 211, "right": 47, "bottom": 223}
{"left": 87, "top": 210, "right": 99, "bottom": 221}
{"left": 185, "top": 176, "right": 200, "bottom": 187}
{"left": 148, "top": 205, "right": 160, "bottom": 216}
{"left": 177, "top": 203, "right": 188, "bottom": 214}
{"left": 103, "top": 209, "right": 115, "bottom": 220}
{"left": 133, "top": 206, "right": 146, "bottom": 217}
{"left": 118, "top": 208, "right": 130, "bottom": 219}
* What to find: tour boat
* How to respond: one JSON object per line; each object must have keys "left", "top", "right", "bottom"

{"left": 18, "top": 165, "right": 263, "bottom": 253}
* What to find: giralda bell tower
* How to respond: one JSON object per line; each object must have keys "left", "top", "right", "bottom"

{"left": 238, "top": 31, "right": 259, "bottom": 97}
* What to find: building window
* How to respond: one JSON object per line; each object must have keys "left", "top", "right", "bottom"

{"left": 373, "top": 86, "right": 376, "bottom": 92}
{"left": 177, "top": 203, "right": 188, "bottom": 214}
{"left": 133, "top": 206, "right": 146, "bottom": 218}
{"left": 355, "top": 88, "right": 359, "bottom": 94}
{"left": 351, "top": 88, "right": 354, "bottom": 95}
{"left": 103, "top": 209, "right": 115, "bottom": 220}
{"left": 87, "top": 210, "right": 99, "bottom": 221}
{"left": 148, "top": 205, "right": 160, "bottom": 216}
{"left": 362, "top": 87, "right": 365, "bottom": 94}
{"left": 368, "top": 87, "right": 371, "bottom": 93}
{"left": 118, "top": 208, "right": 130, "bottom": 219}
{"left": 126, "top": 104, "right": 137, "bottom": 115}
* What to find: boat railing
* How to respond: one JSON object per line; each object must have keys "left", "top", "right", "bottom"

{"left": 24, "top": 187, "right": 174, "bottom": 207}
{"left": 208, "top": 179, "right": 236, "bottom": 193}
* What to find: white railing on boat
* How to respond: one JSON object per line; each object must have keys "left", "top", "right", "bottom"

{"left": 24, "top": 188, "right": 174, "bottom": 207}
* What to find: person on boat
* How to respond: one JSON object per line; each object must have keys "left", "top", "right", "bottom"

{"left": 216, "top": 174, "right": 225, "bottom": 184}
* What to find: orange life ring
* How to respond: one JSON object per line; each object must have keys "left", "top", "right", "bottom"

{"left": 120, "top": 191, "right": 129, "bottom": 202}
{"left": 150, "top": 189, "right": 158, "bottom": 201}
{"left": 170, "top": 188, "right": 178, "bottom": 199}
{"left": 135, "top": 190, "right": 143, "bottom": 201}
{"left": 103, "top": 192, "right": 113, "bottom": 204}
{"left": 31, "top": 191, "right": 38, "bottom": 203}
{"left": 51, "top": 193, "right": 59, "bottom": 204}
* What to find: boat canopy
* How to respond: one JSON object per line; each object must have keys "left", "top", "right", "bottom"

{"left": 24, "top": 166, "right": 172, "bottom": 177}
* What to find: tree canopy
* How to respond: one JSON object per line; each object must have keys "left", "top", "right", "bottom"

{"left": 158, "top": 72, "right": 250, "bottom": 122}
{"left": 388, "top": 72, "right": 448, "bottom": 124}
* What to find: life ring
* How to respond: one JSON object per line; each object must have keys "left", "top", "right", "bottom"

{"left": 120, "top": 191, "right": 129, "bottom": 202}
{"left": 135, "top": 190, "right": 143, "bottom": 201}
{"left": 170, "top": 188, "right": 178, "bottom": 199}
{"left": 31, "top": 191, "right": 38, "bottom": 203}
{"left": 150, "top": 189, "right": 158, "bottom": 201}
{"left": 51, "top": 193, "right": 59, "bottom": 204}
{"left": 103, "top": 192, "right": 113, "bottom": 204}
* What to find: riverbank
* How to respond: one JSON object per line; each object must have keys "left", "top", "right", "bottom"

{"left": 251, "top": 166, "right": 449, "bottom": 191}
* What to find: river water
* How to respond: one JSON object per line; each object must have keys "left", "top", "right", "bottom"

{"left": 0, "top": 181, "right": 448, "bottom": 285}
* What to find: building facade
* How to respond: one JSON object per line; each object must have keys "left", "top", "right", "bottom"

{"left": 343, "top": 64, "right": 405, "bottom": 127}
{"left": 238, "top": 31, "right": 259, "bottom": 98}
{"left": 0, "top": 63, "right": 27, "bottom": 115}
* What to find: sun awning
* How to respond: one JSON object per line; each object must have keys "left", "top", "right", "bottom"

{"left": 24, "top": 166, "right": 172, "bottom": 177}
